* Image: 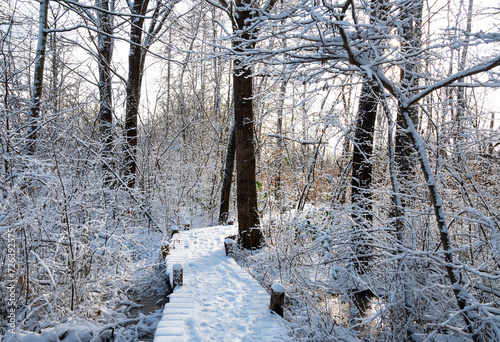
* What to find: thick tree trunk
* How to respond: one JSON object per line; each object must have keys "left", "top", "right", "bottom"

{"left": 233, "top": 62, "right": 263, "bottom": 249}
{"left": 219, "top": 118, "right": 236, "bottom": 224}
{"left": 350, "top": 81, "right": 380, "bottom": 276}
{"left": 26, "top": 0, "right": 49, "bottom": 155}
{"left": 97, "top": 0, "right": 114, "bottom": 184}
{"left": 349, "top": 0, "right": 388, "bottom": 279}
{"left": 233, "top": 0, "right": 264, "bottom": 249}
{"left": 124, "top": 0, "right": 150, "bottom": 188}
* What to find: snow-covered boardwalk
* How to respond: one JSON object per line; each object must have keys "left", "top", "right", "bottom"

{"left": 154, "top": 226, "right": 290, "bottom": 342}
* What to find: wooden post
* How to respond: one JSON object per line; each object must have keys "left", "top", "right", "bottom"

{"left": 171, "top": 229, "right": 180, "bottom": 243}
{"left": 172, "top": 263, "right": 183, "bottom": 288}
{"left": 161, "top": 244, "right": 170, "bottom": 260}
{"left": 270, "top": 283, "right": 285, "bottom": 317}
{"left": 224, "top": 238, "right": 234, "bottom": 256}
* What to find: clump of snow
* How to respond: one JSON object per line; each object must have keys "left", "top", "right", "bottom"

{"left": 271, "top": 283, "right": 285, "bottom": 294}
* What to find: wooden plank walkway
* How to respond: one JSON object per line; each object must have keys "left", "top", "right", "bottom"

{"left": 154, "top": 226, "right": 290, "bottom": 342}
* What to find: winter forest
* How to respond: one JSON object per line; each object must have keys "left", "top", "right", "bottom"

{"left": 1, "top": 0, "right": 499, "bottom": 341}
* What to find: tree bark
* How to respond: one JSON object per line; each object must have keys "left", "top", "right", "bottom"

{"left": 233, "top": 0, "right": 264, "bottom": 249}
{"left": 274, "top": 80, "right": 286, "bottom": 202}
{"left": 124, "top": 0, "right": 150, "bottom": 188}
{"left": 97, "top": 0, "right": 114, "bottom": 184}
{"left": 390, "top": 3, "right": 424, "bottom": 335}
{"left": 219, "top": 118, "right": 236, "bottom": 224}
{"left": 26, "top": 0, "right": 49, "bottom": 155}
{"left": 348, "top": 0, "right": 389, "bottom": 279}
{"left": 350, "top": 80, "right": 380, "bottom": 276}
{"left": 456, "top": 0, "right": 474, "bottom": 140}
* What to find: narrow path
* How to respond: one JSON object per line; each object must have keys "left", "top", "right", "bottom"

{"left": 154, "top": 226, "right": 290, "bottom": 342}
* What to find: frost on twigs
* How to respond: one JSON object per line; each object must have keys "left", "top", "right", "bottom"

{"left": 0, "top": 152, "right": 170, "bottom": 340}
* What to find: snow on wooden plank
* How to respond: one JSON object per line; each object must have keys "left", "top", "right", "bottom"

{"left": 154, "top": 226, "right": 291, "bottom": 342}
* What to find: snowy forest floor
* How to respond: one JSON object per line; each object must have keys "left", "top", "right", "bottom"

{"left": 3, "top": 225, "right": 172, "bottom": 342}
{"left": 3, "top": 216, "right": 483, "bottom": 342}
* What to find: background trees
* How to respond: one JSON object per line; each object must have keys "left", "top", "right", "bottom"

{"left": 0, "top": 0, "right": 499, "bottom": 340}
{"left": 124, "top": 0, "right": 176, "bottom": 188}
{"left": 26, "top": 0, "right": 49, "bottom": 155}
{"left": 243, "top": 0, "right": 499, "bottom": 339}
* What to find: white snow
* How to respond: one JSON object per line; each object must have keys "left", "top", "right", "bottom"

{"left": 271, "top": 283, "right": 285, "bottom": 294}
{"left": 157, "top": 225, "right": 291, "bottom": 342}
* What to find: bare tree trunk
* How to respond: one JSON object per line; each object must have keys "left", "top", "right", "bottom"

{"left": 97, "top": 0, "right": 114, "bottom": 185}
{"left": 219, "top": 118, "right": 235, "bottom": 224}
{"left": 1, "top": 13, "right": 14, "bottom": 185}
{"left": 49, "top": 27, "right": 59, "bottom": 116}
{"left": 26, "top": 0, "right": 49, "bottom": 155}
{"left": 394, "top": 0, "right": 423, "bottom": 199}
{"left": 349, "top": 79, "right": 382, "bottom": 320}
{"left": 233, "top": 58, "right": 263, "bottom": 249}
{"left": 125, "top": 0, "right": 173, "bottom": 188}
{"left": 267, "top": 38, "right": 288, "bottom": 203}
{"left": 124, "top": 0, "right": 150, "bottom": 188}
{"left": 400, "top": 107, "right": 481, "bottom": 341}
{"left": 233, "top": 0, "right": 264, "bottom": 249}
{"left": 165, "top": 29, "right": 171, "bottom": 135}
{"left": 274, "top": 80, "right": 286, "bottom": 203}
{"left": 350, "top": 80, "right": 380, "bottom": 277}
{"left": 456, "top": 0, "right": 474, "bottom": 140}
{"left": 390, "top": 2, "right": 423, "bottom": 336}
{"left": 349, "top": 0, "right": 388, "bottom": 282}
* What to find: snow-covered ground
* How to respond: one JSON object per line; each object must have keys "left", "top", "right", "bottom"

{"left": 156, "top": 225, "right": 291, "bottom": 342}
